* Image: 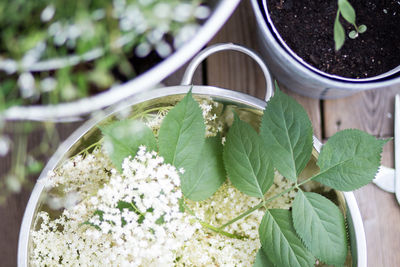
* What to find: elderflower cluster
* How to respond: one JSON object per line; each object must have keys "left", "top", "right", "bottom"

{"left": 44, "top": 149, "right": 113, "bottom": 210}
{"left": 143, "top": 107, "right": 171, "bottom": 136}
{"left": 46, "top": 149, "right": 113, "bottom": 195}
{"left": 31, "top": 147, "right": 201, "bottom": 266}
{"left": 178, "top": 173, "right": 296, "bottom": 266}
{"left": 198, "top": 98, "right": 224, "bottom": 136}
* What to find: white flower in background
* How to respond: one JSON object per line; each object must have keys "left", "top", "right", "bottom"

{"left": 155, "top": 41, "right": 172, "bottom": 58}
{"left": 174, "top": 3, "right": 193, "bottom": 22}
{"left": 2, "top": 0, "right": 211, "bottom": 107}
{"left": 21, "top": 42, "right": 46, "bottom": 69}
{"left": 40, "top": 77, "right": 57, "bottom": 93}
{"left": 174, "top": 24, "right": 200, "bottom": 49}
{"left": 194, "top": 5, "right": 210, "bottom": 19}
{"left": 153, "top": 3, "right": 172, "bottom": 19}
{"left": 0, "top": 135, "right": 11, "bottom": 157}
{"left": 5, "top": 175, "right": 21, "bottom": 193}
{"left": 40, "top": 4, "right": 55, "bottom": 22}
{"left": 113, "top": 0, "right": 210, "bottom": 57}
{"left": 91, "top": 9, "right": 106, "bottom": 21}
{"left": 135, "top": 42, "right": 152, "bottom": 58}
{"left": 18, "top": 72, "right": 36, "bottom": 99}
{"left": 0, "top": 59, "right": 17, "bottom": 74}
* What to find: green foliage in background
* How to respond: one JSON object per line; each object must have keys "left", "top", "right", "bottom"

{"left": 0, "top": 0, "right": 210, "bottom": 203}
{"left": 0, "top": 0, "right": 210, "bottom": 108}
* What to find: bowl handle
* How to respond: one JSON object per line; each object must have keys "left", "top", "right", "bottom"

{"left": 181, "top": 43, "right": 274, "bottom": 102}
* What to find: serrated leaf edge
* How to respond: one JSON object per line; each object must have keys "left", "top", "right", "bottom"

{"left": 315, "top": 129, "right": 388, "bottom": 191}
{"left": 260, "top": 209, "right": 315, "bottom": 267}
{"left": 223, "top": 117, "right": 271, "bottom": 198}
{"left": 292, "top": 191, "right": 348, "bottom": 266}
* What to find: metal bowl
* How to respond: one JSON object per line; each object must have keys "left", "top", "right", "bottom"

{"left": 18, "top": 44, "right": 367, "bottom": 266}
{"left": 250, "top": 0, "right": 400, "bottom": 99}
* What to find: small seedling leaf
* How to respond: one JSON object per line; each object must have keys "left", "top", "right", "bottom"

{"left": 348, "top": 30, "right": 358, "bottom": 39}
{"left": 338, "top": 0, "right": 356, "bottom": 25}
{"left": 334, "top": 14, "right": 345, "bottom": 51}
{"left": 358, "top": 24, "right": 367, "bottom": 33}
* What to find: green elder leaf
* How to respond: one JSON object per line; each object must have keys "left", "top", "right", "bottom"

{"left": 314, "top": 129, "right": 388, "bottom": 191}
{"left": 100, "top": 120, "right": 157, "bottom": 172}
{"left": 158, "top": 91, "right": 205, "bottom": 169}
{"left": 338, "top": 0, "right": 356, "bottom": 25}
{"left": 223, "top": 115, "right": 274, "bottom": 198}
{"left": 253, "top": 248, "right": 275, "bottom": 267}
{"left": 260, "top": 88, "right": 313, "bottom": 182}
{"left": 182, "top": 136, "right": 226, "bottom": 201}
{"left": 334, "top": 14, "right": 345, "bottom": 51}
{"left": 292, "top": 191, "right": 347, "bottom": 266}
{"left": 259, "top": 209, "right": 315, "bottom": 267}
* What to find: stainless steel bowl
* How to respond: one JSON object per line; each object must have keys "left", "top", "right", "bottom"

{"left": 18, "top": 44, "right": 367, "bottom": 266}
{"left": 250, "top": 0, "right": 400, "bottom": 99}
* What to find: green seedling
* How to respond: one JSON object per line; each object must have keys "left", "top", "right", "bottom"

{"left": 334, "top": 0, "right": 367, "bottom": 50}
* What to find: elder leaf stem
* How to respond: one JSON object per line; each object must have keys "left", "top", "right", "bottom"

{"left": 182, "top": 199, "right": 246, "bottom": 240}
{"left": 218, "top": 174, "right": 317, "bottom": 230}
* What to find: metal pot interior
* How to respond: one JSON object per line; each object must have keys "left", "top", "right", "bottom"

{"left": 19, "top": 86, "right": 362, "bottom": 266}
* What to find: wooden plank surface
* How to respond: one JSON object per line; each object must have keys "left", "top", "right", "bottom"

{"left": 324, "top": 88, "right": 400, "bottom": 267}
{"left": 0, "top": 122, "right": 82, "bottom": 267}
{"left": 324, "top": 88, "right": 399, "bottom": 138}
{"left": 1, "top": 1, "right": 399, "bottom": 266}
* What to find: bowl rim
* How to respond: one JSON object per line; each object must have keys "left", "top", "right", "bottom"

{"left": 18, "top": 85, "right": 366, "bottom": 267}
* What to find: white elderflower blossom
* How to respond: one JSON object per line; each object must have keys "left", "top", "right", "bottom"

{"left": 198, "top": 98, "right": 224, "bottom": 136}
{"left": 47, "top": 148, "right": 113, "bottom": 197}
{"left": 31, "top": 147, "right": 201, "bottom": 266}
{"left": 176, "top": 174, "right": 295, "bottom": 266}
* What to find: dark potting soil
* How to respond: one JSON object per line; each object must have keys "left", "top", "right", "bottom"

{"left": 266, "top": 0, "right": 400, "bottom": 78}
